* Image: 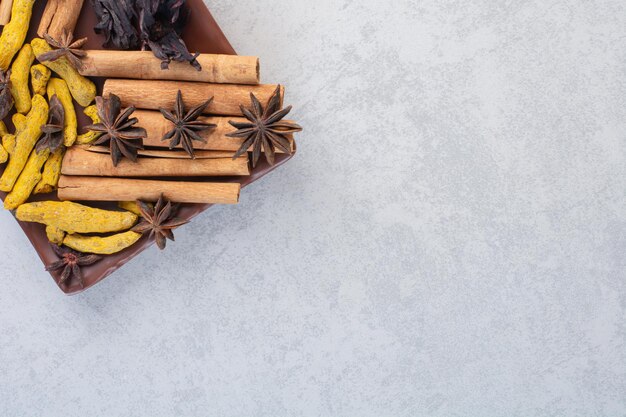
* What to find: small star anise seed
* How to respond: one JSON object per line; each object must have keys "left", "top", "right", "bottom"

{"left": 159, "top": 90, "right": 216, "bottom": 158}
{"left": 38, "top": 30, "right": 88, "bottom": 71}
{"left": 86, "top": 93, "right": 147, "bottom": 167}
{"left": 36, "top": 94, "right": 65, "bottom": 154}
{"left": 46, "top": 244, "right": 102, "bottom": 289}
{"left": 131, "top": 194, "right": 189, "bottom": 250}
{"left": 227, "top": 85, "right": 302, "bottom": 168}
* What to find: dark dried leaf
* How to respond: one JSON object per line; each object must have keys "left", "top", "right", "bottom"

{"left": 91, "top": 0, "right": 140, "bottom": 50}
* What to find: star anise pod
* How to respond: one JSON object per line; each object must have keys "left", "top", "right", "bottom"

{"left": 0, "top": 69, "right": 13, "bottom": 121}
{"left": 86, "top": 93, "right": 147, "bottom": 167}
{"left": 38, "top": 30, "right": 88, "bottom": 71}
{"left": 227, "top": 85, "right": 302, "bottom": 168}
{"left": 159, "top": 90, "right": 215, "bottom": 158}
{"left": 36, "top": 95, "right": 65, "bottom": 154}
{"left": 131, "top": 194, "right": 189, "bottom": 250}
{"left": 45, "top": 245, "right": 102, "bottom": 289}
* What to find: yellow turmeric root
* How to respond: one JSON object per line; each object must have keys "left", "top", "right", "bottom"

{"left": 9, "top": 44, "right": 34, "bottom": 114}
{"left": 75, "top": 105, "right": 103, "bottom": 145}
{"left": 33, "top": 146, "right": 64, "bottom": 194}
{"left": 0, "top": 94, "right": 48, "bottom": 192}
{"left": 12, "top": 113, "right": 26, "bottom": 131}
{"left": 46, "top": 226, "right": 66, "bottom": 245}
{"left": 117, "top": 201, "right": 152, "bottom": 216}
{"left": 31, "top": 38, "right": 96, "bottom": 107}
{"left": 0, "top": 121, "right": 7, "bottom": 136}
{"left": 30, "top": 64, "right": 51, "bottom": 95}
{"left": 16, "top": 201, "right": 138, "bottom": 234}
{"left": 47, "top": 78, "right": 77, "bottom": 147}
{"left": 0, "top": 144, "right": 7, "bottom": 164}
{"left": 4, "top": 147, "right": 50, "bottom": 210}
{"left": 63, "top": 231, "right": 142, "bottom": 255}
{"left": 0, "top": 0, "right": 36, "bottom": 71}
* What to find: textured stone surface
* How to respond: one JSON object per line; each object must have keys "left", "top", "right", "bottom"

{"left": 1, "top": 0, "right": 625, "bottom": 415}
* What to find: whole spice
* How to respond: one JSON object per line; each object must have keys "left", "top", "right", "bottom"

{"left": 47, "top": 77, "right": 78, "bottom": 146}
{"left": 86, "top": 93, "right": 146, "bottom": 167}
{"left": 136, "top": 0, "right": 200, "bottom": 70}
{"left": 63, "top": 230, "right": 142, "bottom": 255}
{"left": 16, "top": 200, "right": 138, "bottom": 234}
{"left": 132, "top": 194, "right": 189, "bottom": 250}
{"left": 0, "top": 94, "right": 49, "bottom": 192}
{"left": 36, "top": 94, "right": 65, "bottom": 154}
{"left": 159, "top": 90, "right": 215, "bottom": 158}
{"left": 9, "top": 44, "right": 34, "bottom": 114}
{"left": 91, "top": 0, "right": 139, "bottom": 50}
{"left": 31, "top": 37, "right": 96, "bottom": 107}
{"left": 91, "top": 0, "right": 200, "bottom": 70}
{"left": 38, "top": 31, "right": 88, "bottom": 71}
{"left": 30, "top": 64, "right": 52, "bottom": 95}
{"left": 227, "top": 85, "right": 302, "bottom": 167}
{"left": 0, "top": 68, "right": 13, "bottom": 120}
{"left": 0, "top": 0, "right": 36, "bottom": 71}
{"left": 45, "top": 244, "right": 102, "bottom": 288}
{"left": 75, "top": 104, "right": 102, "bottom": 144}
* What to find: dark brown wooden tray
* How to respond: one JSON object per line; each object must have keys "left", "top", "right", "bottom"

{"left": 0, "top": 0, "right": 294, "bottom": 295}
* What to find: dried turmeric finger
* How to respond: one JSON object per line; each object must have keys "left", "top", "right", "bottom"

{"left": 63, "top": 231, "right": 142, "bottom": 255}
{"left": 31, "top": 38, "right": 96, "bottom": 107}
{"left": 33, "top": 146, "right": 64, "bottom": 194}
{"left": 16, "top": 201, "right": 138, "bottom": 234}
{"left": 75, "top": 104, "right": 102, "bottom": 145}
{"left": 46, "top": 226, "right": 65, "bottom": 245}
{"left": 0, "top": 0, "right": 36, "bottom": 71}
{"left": 0, "top": 94, "right": 48, "bottom": 192}
{"left": 2, "top": 133, "right": 15, "bottom": 154}
{"left": 30, "top": 64, "right": 51, "bottom": 95}
{"left": 9, "top": 44, "right": 34, "bottom": 113}
{"left": 12, "top": 112, "right": 26, "bottom": 131}
{"left": 47, "top": 78, "right": 77, "bottom": 146}
{"left": 4, "top": 147, "right": 50, "bottom": 210}
{"left": 0, "top": 143, "right": 7, "bottom": 164}
{"left": 118, "top": 201, "right": 149, "bottom": 216}
{"left": 0, "top": 121, "right": 7, "bottom": 136}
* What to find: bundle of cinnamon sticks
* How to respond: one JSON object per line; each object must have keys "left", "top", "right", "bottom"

{"left": 59, "top": 46, "right": 296, "bottom": 205}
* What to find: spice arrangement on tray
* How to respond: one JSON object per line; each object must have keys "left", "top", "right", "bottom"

{"left": 0, "top": 0, "right": 302, "bottom": 292}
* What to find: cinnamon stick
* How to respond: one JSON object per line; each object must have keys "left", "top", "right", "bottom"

{"left": 58, "top": 176, "right": 240, "bottom": 204}
{"left": 81, "top": 145, "right": 235, "bottom": 159}
{"left": 103, "top": 79, "right": 282, "bottom": 117}
{"left": 37, "top": 0, "right": 85, "bottom": 39}
{"left": 134, "top": 109, "right": 295, "bottom": 153}
{"left": 0, "top": 0, "right": 12, "bottom": 25}
{"left": 80, "top": 50, "right": 260, "bottom": 85}
{"left": 61, "top": 147, "right": 250, "bottom": 177}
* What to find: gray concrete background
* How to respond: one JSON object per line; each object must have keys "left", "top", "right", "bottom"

{"left": 1, "top": 0, "right": 625, "bottom": 416}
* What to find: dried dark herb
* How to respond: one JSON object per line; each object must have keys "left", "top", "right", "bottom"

{"left": 227, "top": 85, "right": 302, "bottom": 167}
{"left": 159, "top": 90, "right": 215, "bottom": 158}
{"left": 131, "top": 194, "right": 189, "bottom": 250}
{"left": 136, "top": 0, "right": 201, "bottom": 70}
{"left": 0, "top": 69, "right": 13, "bottom": 121}
{"left": 91, "top": 0, "right": 200, "bottom": 70}
{"left": 38, "top": 31, "right": 88, "bottom": 71}
{"left": 46, "top": 244, "right": 102, "bottom": 289}
{"left": 91, "top": 0, "right": 140, "bottom": 50}
{"left": 86, "top": 94, "right": 147, "bottom": 167}
{"left": 36, "top": 95, "right": 65, "bottom": 154}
